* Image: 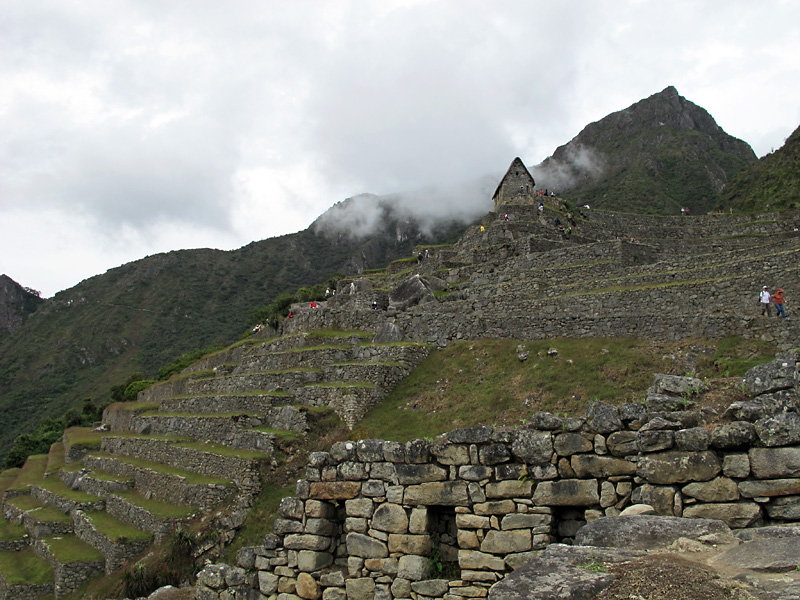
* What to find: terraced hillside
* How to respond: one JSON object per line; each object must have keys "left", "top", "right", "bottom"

{"left": 0, "top": 331, "right": 431, "bottom": 597}
{"left": 1, "top": 202, "right": 798, "bottom": 598}
{"left": 284, "top": 200, "right": 800, "bottom": 350}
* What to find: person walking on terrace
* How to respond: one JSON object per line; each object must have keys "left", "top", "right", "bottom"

{"left": 760, "top": 286, "right": 772, "bottom": 316}
{"left": 773, "top": 288, "right": 787, "bottom": 318}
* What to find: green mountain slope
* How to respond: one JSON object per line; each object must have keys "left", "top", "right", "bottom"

{"left": 715, "top": 124, "right": 800, "bottom": 212}
{"left": 0, "top": 208, "right": 471, "bottom": 461}
{"left": 536, "top": 86, "right": 757, "bottom": 214}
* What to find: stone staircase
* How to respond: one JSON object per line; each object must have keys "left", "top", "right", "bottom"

{"left": 0, "top": 330, "right": 431, "bottom": 597}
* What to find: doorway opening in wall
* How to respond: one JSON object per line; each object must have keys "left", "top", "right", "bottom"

{"left": 553, "top": 507, "right": 586, "bottom": 543}
{"left": 427, "top": 506, "right": 460, "bottom": 579}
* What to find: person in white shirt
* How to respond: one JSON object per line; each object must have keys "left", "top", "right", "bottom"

{"left": 760, "top": 286, "right": 772, "bottom": 316}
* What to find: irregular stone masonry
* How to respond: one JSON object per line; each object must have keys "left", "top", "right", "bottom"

{"left": 104, "top": 494, "right": 191, "bottom": 544}
{"left": 72, "top": 509, "right": 151, "bottom": 574}
{"left": 98, "top": 436, "right": 261, "bottom": 494}
{"left": 80, "top": 454, "right": 233, "bottom": 512}
{"left": 0, "top": 576, "right": 53, "bottom": 600}
{"left": 199, "top": 363, "right": 800, "bottom": 600}
{"left": 32, "top": 537, "right": 104, "bottom": 598}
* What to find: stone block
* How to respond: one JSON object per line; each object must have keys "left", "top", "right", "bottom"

{"left": 459, "top": 465, "right": 493, "bottom": 481}
{"left": 585, "top": 401, "right": 622, "bottom": 434}
{"left": 554, "top": 433, "right": 593, "bottom": 456}
{"left": 404, "top": 481, "right": 469, "bottom": 506}
{"left": 430, "top": 443, "right": 470, "bottom": 465}
{"left": 388, "top": 533, "right": 432, "bottom": 555}
{"left": 755, "top": 413, "right": 800, "bottom": 447}
{"left": 674, "top": 427, "right": 709, "bottom": 451}
{"left": 372, "top": 502, "right": 409, "bottom": 533}
{"left": 532, "top": 479, "right": 599, "bottom": 506}
{"left": 473, "top": 500, "right": 515, "bottom": 515}
{"left": 456, "top": 513, "right": 491, "bottom": 529}
{"left": 500, "top": 513, "right": 551, "bottom": 530}
{"left": 296, "top": 572, "right": 320, "bottom": 600}
{"left": 682, "top": 477, "right": 739, "bottom": 502}
{"left": 409, "top": 507, "right": 429, "bottom": 534}
{"left": 485, "top": 480, "right": 532, "bottom": 499}
{"left": 606, "top": 431, "right": 638, "bottom": 457}
{"left": 570, "top": 455, "right": 636, "bottom": 478}
{"left": 297, "top": 550, "right": 333, "bottom": 572}
{"left": 279, "top": 497, "right": 305, "bottom": 520}
{"left": 309, "top": 481, "right": 361, "bottom": 500}
{"left": 458, "top": 549, "right": 506, "bottom": 571}
{"left": 723, "top": 453, "right": 750, "bottom": 479}
{"left": 345, "top": 498, "right": 374, "bottom": 518}
{"left": 397, "top": 554, "right": 430, "bottom": 581}
{"left": 322, "top": 588, "right": 346, "bottom": 600}
{"left": 750, "top": 447, "right": 800, "bottom": 479}
{"left": 346, "top": 532, "right": 388, "bottom": 559}
{"left": 362, "top": 479, "right": 386, "bottom": 497}
{"left": 364, "top": 557, "right": 398, "bottom": 575}
{"left": 411, "top": 579, "right": 450, "bottom": 596}
{"left": 405, "top": 439, "right": 431, "bottom": 463}
{"left": 382, "top": 441, "right": 406, "bottom": 462}
{"left": 631, "top": 484, "right": 677, "bottom": 516}
{"left": 458, "top": 529, "right": 480, "bottom": 548}
{"left": 370, "top": 462, "right": 398, "bottom": 483}
{"left": 337, "top": 461, "right": 368, "bottom": 480}
{"left": 511, "top": 430, "right": 553, "bottom": 464}
{"left": 346, "top": 517, "right": 368, "bottom": 533}
{"left": 738, "top": 478, "right": 800, "bottom": 498}
{"left": 480, "top": 529, "right": 532, "bottom": 554}
{"left": 283, "top": 535, "right": 330, "bottom": 552}
{"left": 480, "top": 443, "right": 511, "bottom": 465}
{"left": 356, "top": 439, "right": 385, "bottom": 462}
{"left": 682, "top": 502, "right": 761, "bottom": 529}
{"left": 391, "top": 577, "right": 412, "bottom": 598}
{"left": 447, "top": 426, "right": 493, "bottom": 444}
{"left": 637, "top": 430, "right": 674, "bottom": 453}
{"left": 305, "top": 518, "right": 337, "bottom": 536}
{"left": 636, "top": 451, "right": 720, "bottom": 484}
{"left": 258, "top": 572, "right": 279, "bottom": 595}
{"left": 345, "top": 577, "right": 376, "bottom": 600}
{"left": 395, "top": 464, "right": 447, "bottom": 485}
{"left": 305, "top": 500, "right": 335, "bottom": 519}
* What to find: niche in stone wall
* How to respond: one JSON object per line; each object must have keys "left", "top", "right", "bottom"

{"left": 553, "top": 507, "right": 586, "bottom": 544}
{"left": 427, "top": 506, "right": 459, "bottom": 579}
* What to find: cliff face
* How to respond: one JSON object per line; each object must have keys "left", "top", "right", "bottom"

{"left": 535, "top": 86, "right": 758, "bottom": 214}
{"left": 0, "top": 274, "right": 44, "bottom": 337}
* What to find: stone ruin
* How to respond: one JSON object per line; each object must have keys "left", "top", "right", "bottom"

{"left": 196, "top": 355, "right": 800, "bottom": 600}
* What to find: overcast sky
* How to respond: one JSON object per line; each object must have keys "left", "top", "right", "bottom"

{"left": 2, "top": 0, "right": 799, "bottom": 297}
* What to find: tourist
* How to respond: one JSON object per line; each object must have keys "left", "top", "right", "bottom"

{"left": 504, "top": 213, "right": 509, "bottom": 222}
{"left": 372, "top": 300, "right": 378, "bottom": 310}
{"left": 760, "top": 286, "right": 772, "bottom": 316}
{"left": 773, "top": 288, "right": 787, "bottom": 318}
{"left": 310, "top": 301, "right": 318, "bottom": 309}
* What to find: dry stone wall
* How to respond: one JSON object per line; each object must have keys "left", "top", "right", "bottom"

{"left": 199, "top": 359, "right": 800, "bottom": 600}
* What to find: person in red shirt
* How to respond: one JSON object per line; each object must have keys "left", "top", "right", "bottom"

{"left": 773, "top": 289, "right": 787, "bottom": 319}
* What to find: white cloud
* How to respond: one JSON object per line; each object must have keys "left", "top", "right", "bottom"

{"left": 1, "top": 0, "right": 799, "bottom": 297}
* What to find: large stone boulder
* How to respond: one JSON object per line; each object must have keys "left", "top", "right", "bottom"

{"left": 743, "top": 358, "right": 797, "bottom": 396}
{"left": 389, "top": 274, "right": 436, "bottom": 312}
{"left": 574, "top": 515, "right": 731, "bottom": 550}
{"left": 487, "top": 544, "right": 645, "bottom": 600}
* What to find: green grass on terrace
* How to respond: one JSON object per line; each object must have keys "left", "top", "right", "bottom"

{"left": 114, "top": 490, "right": 196, "bottom": 519}
{"left": 86, "top": 451, "right": 230, "bottom": 486}
{"left": 5, "top": 494, "right": 46, "bottom": 512}
{"left": 25, "top": 504, "right": 74, "bottom": 525}
{"left": 0, "top": 468, "right": 21, "bottom": 497}
{"left": 252, "top": 427, "right": 301, "bottom": 442}
{"left": 83, "top": 511, "right": 152, "bottom": 543}
{"left": 0, "top": 547, "right": 55, "bottom": 585}
{"left": 63, "top": 427, "right": 104, "bottom": 451}
{"left": 351, "top": 337, "right": 776, "bottom": 443}
{"left": 8, "top": 454, "right": 48, "bottom": 491}
{"left": 550, "top": 275, "right": 734, "bottom": 299}
{"left": 168, "top": 390, "right": 291, "bottom": 399}
{"left": 304, "top": 329, "right": 372, "bottom": 340}
{"left": 42, "top": 535, "right": 104, "bottom": 564}
{"left": 0, "top": 518, "right": 27, "bottom": 542}
{"left": 45, "top": 442, "right": 65, "bottom": 476}
{"left": 306, "top": 382, "right": 376, "bottom": 389}
{"left": 83, "top": 469, "right": 132, "bottom": 483}
{"left": 174, "top": 440, "right": 268, "bottom": 459}
{"left": 36, "top": 477, "right": 98, "bottom": 503}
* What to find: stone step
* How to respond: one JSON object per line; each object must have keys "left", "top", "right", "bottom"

{"left": 0, "top": 515, "right": 27, "bottom": 551}
{"left": 61, "top": 466, "right": 134, "bottom": 498}
{"left": 81, "top": 452, "right": 234, "bottom": 511}
{"left": 127, "top": 412, "right": 276, "bottom": 453}
{"left": 98, "top": 435, "right": 263, "bottom": 495}
{"left": 182, "top": 369, "right": 322, "bottom": 396}
{"left": 3, "top": 494, "right": 73, "bottom": 538}
{"left": 73, "top": 508, "right": 152, "bottom": 574}
{"left": 0, "top": 547, "right": 55, "bottom": 598}
{"left": 33, "top": 534, "right": 105, "bottom": 597}
{"left": 104, "top": 490, "right": 196, "bottom": 544}
{"left": 159, "top": 391, "right": 295, "bottom": 414}
{"left": 63, "top": 426, "right": 105, "bottom": 464}
{"left": 30, "top": 478, "right": 105, "bottom": 514}
{"left": 237, "top": 345, "right": 352, "bottom": 372}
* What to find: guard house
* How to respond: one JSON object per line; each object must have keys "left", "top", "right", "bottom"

{"left": 492, "top": 157, "right": 535, "bottom": 212}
